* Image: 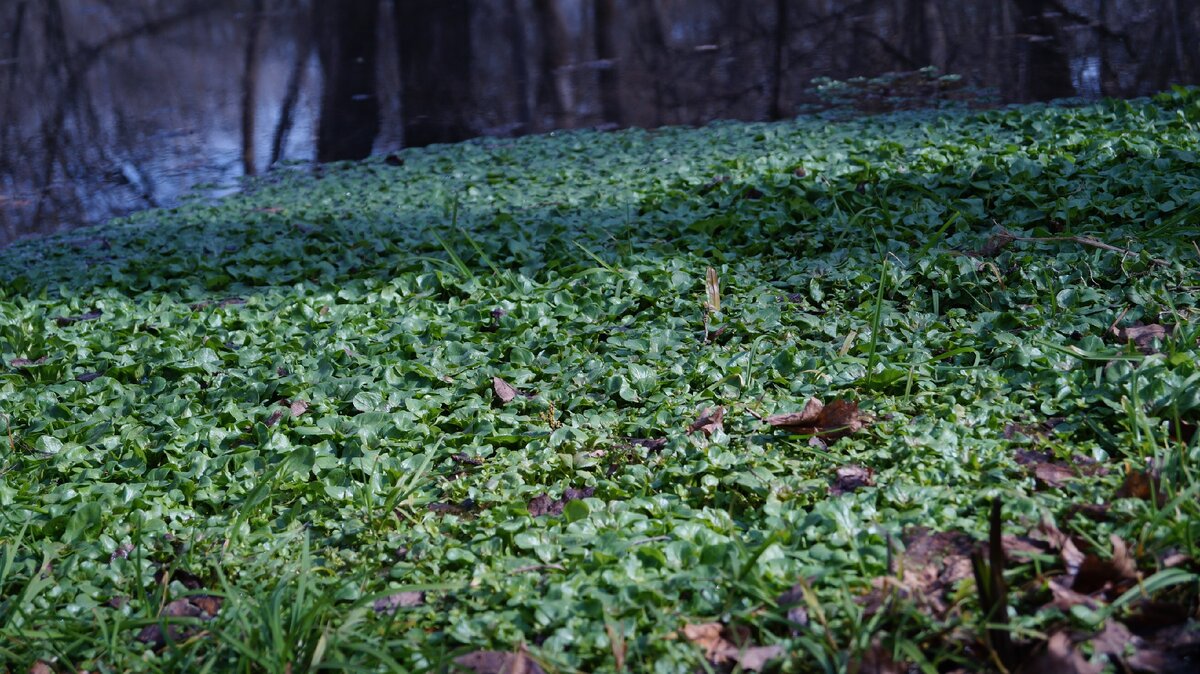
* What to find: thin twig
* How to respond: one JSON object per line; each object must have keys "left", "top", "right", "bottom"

{"left": 630, "top": 536, "right": 671, "bottom": 546}
{"left": 2, "top": 413, "right": 12, "bottom": 453}
{"left": 1106, "top": 306, "right": 1131, "bottom": 336}
{"left": 1011, "top": 233, "right": 1170, "bottom": 267}
{"left": 511, "top": 563, "right": 566, "bottom": 574}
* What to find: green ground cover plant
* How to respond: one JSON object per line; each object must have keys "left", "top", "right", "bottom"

{"left": 1, "top": 87, "right": 1199, "bottom": 673}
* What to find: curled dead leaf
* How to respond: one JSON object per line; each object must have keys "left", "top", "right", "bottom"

{"left": 689, "top": 406, "right": 725, "bottom": 436}
{"left": 492, "top": 376, "right": 523, "bottom": 404}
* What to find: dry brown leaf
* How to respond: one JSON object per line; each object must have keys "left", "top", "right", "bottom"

{"left": 492, "top": 377, "right": 522, "bottom": 404}
{"left": 75, "top": 371, "right": 104, "bottom": 383}
{"left": 1088, "top": 620, "right": 1136, "bottom": 661}
{"left": 135, "top": 595, "right": 221, "bottom": 648}
{"left": 453, "top": 648, "right": 546, "bottom": 674}
{"left": 1016, "top": 631, "right": 1103, "bottom": 674}
{"left": 680, "top": 622, "right": 782, "bottom": 672}
{"left": 264, "top": 409, "right": 285, "bottom": 427}
{"left": 428, "top": 499, "right": 475, "bottom": 516}
{"left": 373, "top": 591, "right": 425, "bottom": 615}
{"left": 830, "top": 464, "right": 875, "bottom": 496}
{"left": 1124, "top": 620, "right": 1200, "bottom": 672}
{"left": 1112, "top": 323, "right": 1174, "bottom": 354}
{"left": 1038, "top": 518, "right": 1086, "bottom": 574}
{"left": 850, "top": 638, "right": 904, "bottom": 674}
{"left": 605, "top": 622, "right": 627, "bottom": 672}
{"left": 626, "top": 437, "right": 667, "bottom": 452}
{"left": 1047, "top": 579, "right": 1104, "bottom": 612}
{"left": 861, "top": 528, "right": 975, "bottom": 619}
{"left": 527, "top": 486, "right": 594, "bottom": 517}
{"left": 682, "top": 622, "right": 728, "bottom": 662}
{"left": 289, "top": 399, "right": 309, "bottom": 417}
{"left": 764, "top": 397, "right": 824, "bottom": 427}
{"left": 766, "top": 398, "right": 864, "bottom": 438}
{"left": 1005, "top": 416, "right": 1064, "bottom": 440}
{"left": 736, "top": 645, "right": 785, "bottom": 672}
{"left": 1033, "top": 462, "right": 1077, "bottom": 488}
{"left": 705, "top": 267, "right": 721, "bottom": 313}
{"left": 1115, "top": 465, "right": 1166, "bottom": 506}
{"left": 1072, "top": 535, "right": 1139, "bottom": 596}
{"left": 689, "top": 407, "right": 725, "bottom": 436}
{"left": 29, "top": 662, "right": 55, "bottom": 674}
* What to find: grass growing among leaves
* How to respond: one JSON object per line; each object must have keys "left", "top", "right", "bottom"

{"left": 2, "top": 88, "right": 1199, "bottom": 673}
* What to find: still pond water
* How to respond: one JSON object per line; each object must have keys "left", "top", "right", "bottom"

{"left": 2, "top": 0, "right": 1198, "bottom": 247}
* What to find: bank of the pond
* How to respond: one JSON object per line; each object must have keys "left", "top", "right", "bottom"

{"left": 1, "top": 90, "right": 1198, "bottom": 672}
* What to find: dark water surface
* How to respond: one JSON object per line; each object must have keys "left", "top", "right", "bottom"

{"left": 3, "top": 0, "right": 1198, "bottom": 247}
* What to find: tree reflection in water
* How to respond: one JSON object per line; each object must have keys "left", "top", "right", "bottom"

{"left": 2, "top": 0, "right": 1197, "bottom": 245}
